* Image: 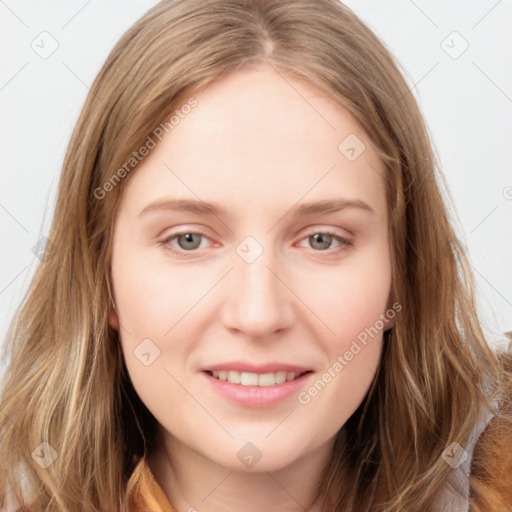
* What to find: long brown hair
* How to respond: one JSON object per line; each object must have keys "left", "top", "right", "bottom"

{"left": 1, "top": 1, "right": 510, "bottom": 511}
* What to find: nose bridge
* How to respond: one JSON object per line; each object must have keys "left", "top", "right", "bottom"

{"left": 221, "top": 241, "right": 294, "bottom": 336}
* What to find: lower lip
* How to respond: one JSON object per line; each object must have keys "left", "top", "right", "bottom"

{"left": 202, "top": 371, "right": 313, "bottom": 408}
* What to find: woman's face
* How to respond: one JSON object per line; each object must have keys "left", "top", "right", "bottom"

{"left": 109, "top": 64, "right": 393, "bottom": 472}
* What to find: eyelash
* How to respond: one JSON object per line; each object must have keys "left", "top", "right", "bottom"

{"left": 159, "top": 229, "right": 353, "bottom": 258}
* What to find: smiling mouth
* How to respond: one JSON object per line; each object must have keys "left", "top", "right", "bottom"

{"left": 204, "top": 370, "right": 312, "bottom": 387}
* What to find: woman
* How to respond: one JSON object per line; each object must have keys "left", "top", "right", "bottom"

{"left": 0, "top": 1, "right": 510, "bottom": 511}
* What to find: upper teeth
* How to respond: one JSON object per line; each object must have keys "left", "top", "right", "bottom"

{"left": 211, "top": 370, "right": 302, "bottom": 387}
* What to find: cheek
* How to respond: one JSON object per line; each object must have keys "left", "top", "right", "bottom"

{"left": 296, "top": 253, "right": 392, "bottom": 344}
{"left": 293, "top": 261, "right": 389, "bottom": 424}
{"left": 110, "top": 246, "right": 214, "bottom": 335}
{"left": 110, "top": 248, "right": 204, "bottom": 415}
{"left": 110, "top": 246, "right": 223, "bottom": 402}
{"left": 291, "top": 249, "right": 391, "bottom": 412}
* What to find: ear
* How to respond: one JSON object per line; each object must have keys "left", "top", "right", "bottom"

{"left": 109, "top": 307, "right": 120, "bottom": 331}
{"left": 383, "top": 291, "right": 398, "bottom": 331}
{"left": 107, "top": 276, "right": 119, "bottom": 331}
{"left": 384, "top": 312, "right": 396, "bottom": 331}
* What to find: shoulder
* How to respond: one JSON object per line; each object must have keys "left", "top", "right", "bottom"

{"left": 471, "top": 411, "right": 512, "bottom": 500}
{"left": 469, "top": 347, "right": 512, "bottom": 511}
{"left": 433, "top": 401, "right": 495, "bottom": 512}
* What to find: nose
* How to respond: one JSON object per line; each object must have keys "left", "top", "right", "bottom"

{"left": 220, "top": 248, "right": 295, "bottom": 339}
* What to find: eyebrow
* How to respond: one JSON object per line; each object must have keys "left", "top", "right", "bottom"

{"left": 138, "top": 197, "right": 375, "bottom": 218}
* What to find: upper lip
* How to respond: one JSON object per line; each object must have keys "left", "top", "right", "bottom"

{"left": 202, "top": 361, "right": 312, "bottom": 374}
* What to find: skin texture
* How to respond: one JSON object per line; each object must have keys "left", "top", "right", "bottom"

{"left": 109, "top": 63, "right": 394, "bottom": 512}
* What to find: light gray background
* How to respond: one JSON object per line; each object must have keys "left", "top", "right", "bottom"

{"left": 1, "top": 1, "right": 511, "bottom": 378}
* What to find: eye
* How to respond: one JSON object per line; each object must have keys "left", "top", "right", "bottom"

{"left": 298, "top": 230, "right": 352, "bottom": 252}
{"left": 173, "top": 232, "right": 203, "bottom": 250}
{"left": 160, "top": 231, "right": 211, "bottom": 256}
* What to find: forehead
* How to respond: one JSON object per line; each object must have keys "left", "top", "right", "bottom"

{"left": 117, "top": 64, "right": 387, "bottom": 220}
